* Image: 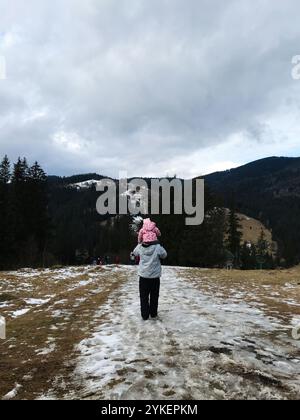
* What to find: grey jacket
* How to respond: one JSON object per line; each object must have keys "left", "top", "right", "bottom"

{"left": 132, "top": 244, "right": 167, "bottom": 279}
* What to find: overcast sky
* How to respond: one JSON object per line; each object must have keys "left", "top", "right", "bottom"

{"left": 1, "top": 0, "right": 300, "bottom": 178}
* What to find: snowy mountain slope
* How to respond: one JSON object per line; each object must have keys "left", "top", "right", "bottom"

{"left": 0, "top": 266, "right": 300, "bottom": 400}
{"left": 68, "top": 179, "right": 102, "bottom": 190}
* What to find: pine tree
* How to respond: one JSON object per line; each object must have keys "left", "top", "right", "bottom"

{"left": 226, "top": 200, "right": 242, "bottom": 267}
{"left": 27, "top": 162, "right": 49, "bottom": 266}
{"left": 241, "top": 242, "right": 257, "bottom": 270}
{"left": 178, "top": 188, "right": 226, "bottom": 268}
{"left": 6, "top": 158, "right": 50, "bottom": 268}
{"left": 29, "top": 161, "right": 47, "bottom": 183}
{"left": 204, "top": 207, "right": 226, "bottom": 267}
{"left": 0, "top": 156, "right": 12, "bottom": 268}
{"left": 11, "top": 157, "right": 28, "bottom": 183}
{"left": 256, "top": 229, "right": 269, "bottom": 269}
{"left": 9, "top": 158, "right": 27, "bottom": 266}
{"left": 0, "top": 155, "right": 11, "bottom": 184}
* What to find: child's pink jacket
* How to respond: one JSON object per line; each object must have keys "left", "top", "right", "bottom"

{"left": 138, "top": 219, "right": 161, "bottom": 243}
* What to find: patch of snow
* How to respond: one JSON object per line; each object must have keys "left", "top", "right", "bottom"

{"left": 2, "top": 383, "right": 22, "bottom": 400}
{"left": 72, "top": 267, "right": 300, "bottom": 400}
{"left": 24, "top": 298, "right": 50, "bottom": 306}
{"left": 69, "top": 180, "right": 102, "bottom": 190}
{"left": 51, "top": 309, "right": 71, "bottom": 318}
{"left": 11, "top": 308, "right": 30, "bottom": 318}
{"left": 68, "top": 279, "right": 94, "bottom": 290}
{"left": 36, "top": 342, "right": 56, "bottom": 356}
{"left": 53, "top": 299, "right": 68, "bottom": 306}
{"left": 37, "top": 345, "right": 56, "bottom": 356}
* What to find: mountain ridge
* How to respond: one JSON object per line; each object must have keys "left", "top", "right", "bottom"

{"left": 203, "top": 156, "right": 300, "bottom": 265}
{"left": 46, "top": 156, "right": 300, "bottom": 265}
{"left": 47, "top": 156, "right": 300, "bottom": 185}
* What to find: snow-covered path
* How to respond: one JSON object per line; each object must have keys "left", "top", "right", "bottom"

{"left": 68, "top": 267, "right": 300, "bottom": 400}
{"left": 1, "top": 265, "right": 299, "bottom": 400}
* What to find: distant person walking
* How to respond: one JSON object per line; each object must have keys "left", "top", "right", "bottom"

{"left": 131, "top": 243, "right": 167, "bottom": 321}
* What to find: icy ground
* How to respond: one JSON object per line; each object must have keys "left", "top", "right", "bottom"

{"left": 0, "top": 265, "right": 300, "bottom": 400}
{"left": 70, "top": 267, "right": 300, "bottom": 400}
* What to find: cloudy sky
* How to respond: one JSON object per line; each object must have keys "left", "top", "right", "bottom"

{"left": 1, "top": 0, "right": 300, "bottom": 178}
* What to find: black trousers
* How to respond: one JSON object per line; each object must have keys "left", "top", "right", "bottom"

{"left": 139, "top": 277, "right": 160, "bottom": 320}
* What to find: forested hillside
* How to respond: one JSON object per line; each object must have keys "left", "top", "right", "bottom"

{"left": 205, "top": 157, "right": 300, "bottom": 265}
{"left": 1, "top": 155, "right": 298, "bottom": 270}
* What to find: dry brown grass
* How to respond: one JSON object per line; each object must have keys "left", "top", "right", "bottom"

{"left": 0, "top": 266, "right": 128, "bottom": 400}
{"left": 224, "top": 211, "right": 277, "bottom": 254}
{"left": 183, "top": 266, "right": 300, "bottom": 323}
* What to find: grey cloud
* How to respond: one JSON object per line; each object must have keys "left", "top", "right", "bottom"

{"left": 1, "top": 0, "right": 300, "bottom": 177}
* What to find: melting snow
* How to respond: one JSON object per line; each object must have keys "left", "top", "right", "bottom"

{"left": 72, "top": 267, "right": 300, "bottom": 400}
{"left": 2, "top": 383, "right": 22, "bottom": 400}
{"left": 36, "top": 343, "right": 56, "bottom": 356}
{"left": 1, "top": 265, "right": 300, "bottom": 400}
{"left": 11, "top": 309, "right": 30, "bottom": 318}
{"left": 24, "top": 298, "right": 50, "bottom": 306}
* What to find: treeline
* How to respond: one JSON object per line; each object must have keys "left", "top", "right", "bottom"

{"left": 205, "top": 157, "right": 300, "bottom": 266}
{"left": 0, "top": 156, "right": 49, "bottom": 269}
{"left": 225, "top": 207, "right": 275, "bottom": 270}
{"left": 151, "top": 192, "right": 275, "bottom": 270}
{"left": 0, "top": 155, "right": 277, "bottom": 270}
